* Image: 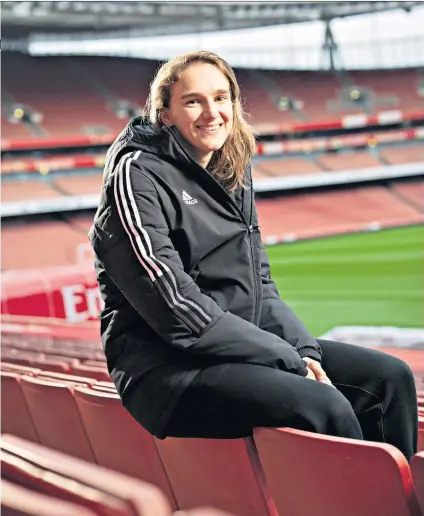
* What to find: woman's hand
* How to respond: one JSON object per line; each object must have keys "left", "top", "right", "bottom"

{"left": 303, "top": 357, "right": 335, "bottom": 387}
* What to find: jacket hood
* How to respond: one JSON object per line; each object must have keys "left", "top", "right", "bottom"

{"left": 104, "top": 117, "right": 196, "bottom": 181}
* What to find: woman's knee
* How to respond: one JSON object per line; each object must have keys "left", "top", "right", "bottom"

{"left": 303, "top": 386, "right": 362, "bottom": 438}
{"left": 378, "top": 354, "right": 416, "bottom": 390}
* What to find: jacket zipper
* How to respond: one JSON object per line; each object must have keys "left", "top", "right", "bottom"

{"left": 248, "top": 172, "right": 261, "bottom": 326}
{"left": 169, "top": 128, "right": 261, "bottom": 325}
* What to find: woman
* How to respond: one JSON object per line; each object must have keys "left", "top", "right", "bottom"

{"left": 89, "top": 51, "right": 417, "bottom": 460}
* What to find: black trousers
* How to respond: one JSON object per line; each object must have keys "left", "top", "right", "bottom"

{"left": 164, "top": 339, "right": 418, "bottom": 461}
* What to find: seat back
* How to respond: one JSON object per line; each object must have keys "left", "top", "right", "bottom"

{"left": 1, "top": 449, "right": 133, "bottom": 516}
{"left": 410, "top": 452, "right": 424, "bottom": 515}
{"left": 254, "top": 427, "right": 421, "bottom": 516}
{"left": 1, "top": 362, "right": 41, "bottom": 375}
{"left": 19, "top": 376, "right": 96, "bottom": 462}
{"left": 1, "top": 479, "right": 98, "bottom": 516}
{"left": 70, "top": 363, "right": 111, "bottom": 381}
{"left": 73, "top": 386, "right": 177, "bottom": 509}
{"left": 154, "top": 436, "right": 278, "bottom": 516}
{"left": 1, "top": 435, "right": 172, "bottom": 516}
{"left": 0, "top": 372, "right": 39, "bottom": 442}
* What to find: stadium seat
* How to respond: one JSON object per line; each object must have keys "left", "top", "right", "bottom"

{"left": 1, "top": 362, "right": 41, "bottom": 376}
{"left": 1, "top": 435, "right": 173, "bottom": 516}
{"left": 254, "top": 427, "right": 422, "bottom": 516}
{"left": 1, "top": 449, "right": 135, "bottom": 516}
{"left": 0, "top": 372, "right": 39, "bottom": 442}
{"left": 19, "top": 376, "right": 96, "bottom": 462}
{"left": 1, "top": 479, "right": 98, "bottom": 516}
{"left": 34, "top": 371, "right": 96, "bottom": 386}
{"left": 154, "top": 436, "right": 278, "bottom": 516}
{"left": 69, "top": 362, "right": 111, "bottom": 381}
{"left": 410, "top": 452, "right": 424, "bottom": 515}
{"left": 72, "top": 386, "right": 177, "bottom": 509}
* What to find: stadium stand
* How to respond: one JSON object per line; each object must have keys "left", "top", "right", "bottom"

{"left": 392, "top": 181, "right": 424, "bottom": 208}
{"left": 1, "top": 311, "right": 424, "bottom": 515}
{"left": 316, "top": 150, "right": 382, "bottom": 171}
{"left": 381, "top": 145, "right": 424, "bottom": 165}
{"left": 2, "top": 180, "right": 423, "bottom": 270}
{"left": 1, "top": 53, "right": 423, "bottom": 139}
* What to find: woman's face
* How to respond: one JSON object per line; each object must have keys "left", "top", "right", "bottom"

{"left": 161, "top": 62, "right": 234, "bottom": 168}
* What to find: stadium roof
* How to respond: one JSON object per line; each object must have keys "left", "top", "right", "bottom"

{"left": 1, "top": 1, "right": 421, "bottom": 39}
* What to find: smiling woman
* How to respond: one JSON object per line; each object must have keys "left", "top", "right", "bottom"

{"left": 90, "top": 51, "right": 418, "bottom": 461}
{"left": 145, "top": 50, "right": 255, "bottom": 190}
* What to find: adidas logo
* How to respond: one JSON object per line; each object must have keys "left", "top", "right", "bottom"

{"left": 182, "top": 190, "right": 198, "bottom": 205}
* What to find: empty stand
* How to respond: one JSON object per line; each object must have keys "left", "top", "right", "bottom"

{"left": 382, "top": 146, "right": 424, "bottom": 165}
{"left": 255, "top": 185, "right": 424, "bottom": 240}
{"left": 52, "top": 173, "right": 103, "bottom": 196}
{"left": 19, "top": 376, "right": 96, "bottom": 462}
{"left": 72, "top": 386, "right": 177, "bottom": 508}
{"left": 1, "top": 219, "right": 91, "bottom": 269}
{"left": 154, "top": 436, "right": 278, "bottom": 516}
{"left": 254, "top": 427, "right": 422, "bottom": 516}
{"left": 317, "top": 150, "right": 381, "bottom": 171}
{"left": 351, "top": 69, "right": 423, "bottom": 113}
{"left": 1, "top": 179, "right": 61, "bottom": 202}
{"left": 257, "top": 157, "right": 321, "bottom": 176}
{"left": 2, "top": 52, "right": 422, "bottom": 141}
{"left": 391, "top": 180, "right": 424, "bottom": 209}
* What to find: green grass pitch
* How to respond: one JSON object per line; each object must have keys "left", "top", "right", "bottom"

{"left": 267, "top": 225, "right": 424, "bottom": 337}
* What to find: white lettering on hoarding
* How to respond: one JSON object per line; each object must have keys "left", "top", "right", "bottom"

{"left": 61, "top": 284, "right": 104, "bottom": 323}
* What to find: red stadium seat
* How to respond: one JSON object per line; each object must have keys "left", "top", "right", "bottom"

{"left": 1, "top": 362, "right": 41, "bottom": 376}
{"left": 69, "top": 362, "right": 111, "bottom": 381}
{"left": 1, "top": 479, "right": 98, "bottom": 516}
{"left": 254, "top": 427, "right": 422, "bottom": 516}
{"left": 1, "top": 449, "right": 134, "bottom": 516}
{"left": 0, "top": 372, "right": 39, "bottom": 442}
{"left": 154, "top": 436, "right": 278, "bottom": 516}
{"left": 34, "top": 371, "right": 96, "bottom": 386}
{"left": 410, "top": 452, "right": 424, "bottom": 515}
{"left": 72, "top": 386, "right": 177, "bottom": 509}
{"left": 1, "top": 435, "right": 173, "bottom": 516}
{"left": 19, "top": 376, "right": 96, "bottom": 462}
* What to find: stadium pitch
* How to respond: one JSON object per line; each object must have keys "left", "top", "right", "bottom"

{"left": 268, "top": 225, "right": 424, "bottom": 336}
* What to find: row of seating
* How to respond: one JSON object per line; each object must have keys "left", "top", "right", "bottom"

{"left": 2, "top": 52, "right": 423, "bottom": 140}
{"left": 2, "top": 180, "right": 423, "bottom": 270}
{"left": 2, "top": 143, "right": 423, "bottom": 182}
{"left": 1, "top": 435, "right": 231, "bottom": 516}
{"left": 2, "top": 368, "right": 424, "bottom": 515}
{"left": 2, "top": 358, "right": 424, "bottom": 514}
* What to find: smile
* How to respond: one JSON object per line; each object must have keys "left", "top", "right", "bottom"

{"left": 197, "top": 124, "right": 223, "bottom": 133}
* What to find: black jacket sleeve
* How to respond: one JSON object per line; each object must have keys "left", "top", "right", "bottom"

{"left": 97, "top": 159, "right": 308, "bottom": 376}
{"left": 258, "top": 236, "right": 322, "bottom": 363}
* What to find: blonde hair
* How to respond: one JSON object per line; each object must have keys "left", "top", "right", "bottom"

{"left": 145, "top": 51, "right": 256, "bottom": 191}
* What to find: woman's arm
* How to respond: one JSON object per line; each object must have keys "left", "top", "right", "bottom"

{"left": 94, "top": 154, "right": 308, "bottom": 376}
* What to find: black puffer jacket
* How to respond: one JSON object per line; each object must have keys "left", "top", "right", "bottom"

{"left": 89, "top": 118, "right": 322, "bottom": 438}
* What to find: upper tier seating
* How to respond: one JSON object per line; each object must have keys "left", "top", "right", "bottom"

{"left": 2, "top": 52, "right": 422, "bottom": 140}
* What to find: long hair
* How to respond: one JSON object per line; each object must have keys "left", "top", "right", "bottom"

{"left": 145, "top": 51, "right": 256, "bottom": 191}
